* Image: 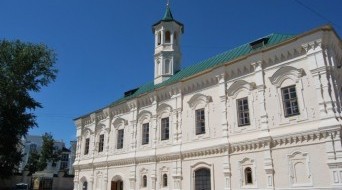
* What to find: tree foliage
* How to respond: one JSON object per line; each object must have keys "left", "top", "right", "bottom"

{"left": 0, "top": 40, "right": 57, "bottom": 178}
{"left": 25, "top": 133, "right": 61, "bottom": 174}
{"left": 37, "top": 133, "right": 61, "bottom": 171}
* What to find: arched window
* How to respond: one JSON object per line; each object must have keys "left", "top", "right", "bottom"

{"left": 163, "top": 174, "right": 168, "bottom": 187}
{"left": 245, "top": 167, "right": 253, "bottom": 185}
{"left": 165, "top": 31, "right": 171, "bottom": 43}
{"left": 164, "top": 59, "right": 170, "bottom": 74}
{"left": 157, "top": 32, "right": 161, "bottom": 45}
{"left": 82, "top": 181, "right": 88, "bottom": 190}
{"left": 142, "top": 175, "right": 147, "bottom": 187}
{"left": 195, "top": 168, "right": 211, "bottom": 190}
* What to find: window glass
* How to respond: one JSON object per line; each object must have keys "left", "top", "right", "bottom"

{"left": 165, "top": 31, "right": 171, "bottom": 43}
{"left": 84, "top": 138, "right": 90, "bottom": 155}
{"left": 142, "top": 175, "right": 147, "bottom": 187}
{"left": 161, "top": 117, "right": 169, "bottom": 140}
{"left": 195, "top": 108, "right": 205, "bottom": 135}
{"left": 157, "top": 32, "right": 161, "bottom": 45}
{"left": 163, "top": 174, "right": 168, "bottom": 187}
{"left": 142, "top": 123, "right": 149, "bottom": 145}
{"left": 281, "top": 85, "right": 300, "bottom": 117}
{"left": 237, "top": 97, "right": 250, "bottom": 126}
{"left": 117, "top": 129, "right": 124, "bottom": 149}
{"left": 98, "top": 134, "right": 104, "bottom": 152}
{"left": 195, "top": 168, "right": 211, "bottom": 190}
{"left": 245, "top": 167, "right": 253, "bottom": 185}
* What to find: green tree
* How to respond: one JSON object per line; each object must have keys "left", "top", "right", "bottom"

{"left": 0, "top": 40, "right": 57, "bottom": 178}
{"left": 25, "top": 150, "right": 40, "bottom": 175}
{"left": 37, "top": 133, "right": 61, "bottom": 171}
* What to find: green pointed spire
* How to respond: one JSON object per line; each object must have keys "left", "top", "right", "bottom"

{"left": 162, "top": 6, "right": 174, "bottom": 21}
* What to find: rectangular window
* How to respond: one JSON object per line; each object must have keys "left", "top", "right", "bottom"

{"left": 84, "top": 138, "right": 89, "bottom": 155}
{"left": 195, "top": 108, "right": 205, "bottom": 135}
{"left": 142, "top": 123, "right": 149, "bottom": 145}
{"left": 282, "top": 85, "right": 300, "bottom": 117}
{"left": 161, "top": 117, "right": 169, "bottom": 140}
{"left": 237, "top": 97, "right": 250, "bottom": 126}
{"left": 117, "top": 129, "right": 124, "bottom": 149}
{"left": 98, "top": 134, "right": 104, "bottom": 152}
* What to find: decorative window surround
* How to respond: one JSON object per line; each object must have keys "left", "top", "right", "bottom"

{"left": 140, "top": 168, "right": 149, "bottom": 189}
{"left": 95, "top": 124, "right": 107, "bottom": 157}
{"left": 137, "top": 110, "right": 152, "bottom": 149}
{"left": 188, "top": 93, "right": 212, "bottom": 140}
{"left": 269, "top": 66, "right": 308, "bottom": 125}
{"left": 227, "top": 80, "right": 257, "bottom": 134}
{"left": 190, "top": 162, "right": 215, "bottom": 190}
{"left": 81, "top": 129, "right": 92, "bottom": 158}
{"left": 287, "top": 151, "right": 313, "bottom": 187}
{"left": 239, "top": 157, "right": 257, "bottom": 188}
{"left": 159, "top": 166, "right": 170, "bottom": 189}
{"left": 112, "top": 117, "right": 128, "bottom": 153}
{"left": 157, "top": 103, "right": 173, "bottom": 146}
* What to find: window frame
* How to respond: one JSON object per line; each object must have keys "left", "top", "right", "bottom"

{"left": 142, "top": 175, "right": 147, "bottom": 188}
{"left": 162, "top": 173, "right": 168, "bottom": 187}
{"left": 117, "top": 129, "right": 124, "bottom": 149}
{"left": 195, "top": 108, "right": 206, "bottom": 135}
{"left": 161, "top": 117, "right": 170, "bottom": 141}
{"left": 142, "top": 123, "right": 150, "bottom": 145}
{"left": 165, "top": 31, "right": 171, "bottom": 43}
{"left": 281, "top": 85, "right": 300, "bottom": 117}
{"left": 237, "top": 97, "right": 250, "bottom": 127}
{"left": 194, "top": 168, "right": 211, "bottom": 190}
{"left": 84, "top": 138, "right": 90, "bottom": 155}
{"left": 98, "top": 134, "right": 104, "bottom": 152}
{"left": 244, "top": 167, "right": 253, "bottom": 185}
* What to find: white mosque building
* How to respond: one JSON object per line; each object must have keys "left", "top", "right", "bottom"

{"left": 73, "top": 4, "right": 342, "bottom": 190}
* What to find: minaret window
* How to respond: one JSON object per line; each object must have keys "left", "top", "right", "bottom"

{"left": 157, "top": 32, "right": 161, "bottom": 46}
{"left": 165, "top": 31, "right": 171, "bottom": 43}
{"left": 165, "top": 59, "right": 170, "bottom": 74}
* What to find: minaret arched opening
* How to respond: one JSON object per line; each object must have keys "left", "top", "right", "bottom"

{"left": 157, "top": 31, "right": 162, "bottom": 46}
{"left": 165, "top": 31, "right": 171, "bottom": 43}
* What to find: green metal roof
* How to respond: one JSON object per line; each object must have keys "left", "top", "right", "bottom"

{"left": 162, "top": 6, "right": 174, "bottom": 21}
{"left": 152, "top": 6, "right": 184, "bottom": 33}
{"left": 108, "top": 33, "right": 295, "bottom": 107}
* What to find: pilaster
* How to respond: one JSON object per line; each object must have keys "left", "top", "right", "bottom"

{"left": 129, "top": 167, "right": 136, "bottom": 190}
{"left": 172, "top": 159, "right": 182, "bottom": 190}
{"left": 216, "top": 73, "right": 228, "bottom": 137}
{"left": 252, "top": 61, "right": 269, "bottom": 132}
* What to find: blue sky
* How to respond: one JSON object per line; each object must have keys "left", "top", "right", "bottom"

{"left": 1, "top": 0, "right": 341, "bottom": 146}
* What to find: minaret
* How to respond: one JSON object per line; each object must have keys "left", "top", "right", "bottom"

{"left": 152, "top": 3, "right": 184, "bottom": 85}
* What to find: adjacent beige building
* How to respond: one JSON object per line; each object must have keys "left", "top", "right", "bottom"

{"left": 73, "top": 5, "right": 342, "bottom": 190}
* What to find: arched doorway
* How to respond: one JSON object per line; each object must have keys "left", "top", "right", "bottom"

{"left": 111, "top": 175, "right": 123, "bottom": 190}
{"left": 111, "top": 180, "right": 123, "bottom": 190}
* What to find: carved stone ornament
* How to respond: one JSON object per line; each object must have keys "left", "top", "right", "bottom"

{"left": 187, "top": 93, "right": 212, "bottom": 108}
{"left": 227, "top": 80, "right": 256, "bottom": 98}
{"left": 269, "top": 66, "right": 305, "bottom": 87}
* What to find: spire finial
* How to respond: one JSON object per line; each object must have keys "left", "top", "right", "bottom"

{"left": 167, "top": 0, "right": 170, "bottom": 7}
